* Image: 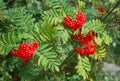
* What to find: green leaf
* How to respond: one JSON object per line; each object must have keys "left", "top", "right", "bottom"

{"left": 30, "top": 23, "right": 57, "bottom": 43}
{"left": 36, "top": 44, "right": 60, "bottom": 72}
{"left": 55, "top": 25, "right": 71, "bottom": 44}
{"left": 26, "top": 0, "right": 43, "bottom": 14}
{"left": 82, "top": 19, "right": 112, "bottom": 46}
{"left": 0, "top": 31, "right": 21, "bottom": 55}
{"left": 109, "top": 0, "right": 116, "bottom": 4}
{"left": 6, "top": 7, "right": 35, "bottom": 32}
{"left": 0, "top": 0, "right": 7, "bottom": 21}
{"left": 44, "top": 0, "right": 72, "bottom": 13}
{"left": 19, "top": 61, "right": 40, "bottom": 81}
{"left": 85, "top": 6, "right": 102, "bottom": 19}
{"left": 101, "top": 31, "right": 112, "bottom": 45}
{"left": 83, "top": 19, "right": 105, "bottom": 34}
{"left": 42, "top": 9, "right": 64, "bottom": 25}
{"left": 90, "top": 46, "right": 106, "bottom": 60}
{"left": 76, "top": 56, "right": 91, "bottom": 79}
{"left": 95, "top": 31, "right": 112, "bottom": 46}
{"left": 0, "top": 0, "right": 6, "bottom": 10}
{"left": 77, "top": 0, "right": 86, "bottom": 11}
{"left": 95, "top": 36, "right": 103, "bottom": 46}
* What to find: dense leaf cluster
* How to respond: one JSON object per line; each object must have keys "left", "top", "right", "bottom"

{"left": 0, "top": 0, "right": 120, "bottom": 81}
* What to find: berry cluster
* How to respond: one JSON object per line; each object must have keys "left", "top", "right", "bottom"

{"left": 72, "top": 30, "right": 97, "bottom": 55}
{"left": 64, "top": 11, "right": 97, "bottom": 55}
{"left": 75, "top": 43, "right": 97, "bottom": 55}
{"left": 71, "top": 30, "right": 96, "bottom": 44}
{"left": 12, "top": 42, "right": 38, "bottom": 64}
{"left": 97, "top": 6, "right": 106, "bottom": 13}
{"left": 63, "top": 11, "right": 86, "bottom": 30}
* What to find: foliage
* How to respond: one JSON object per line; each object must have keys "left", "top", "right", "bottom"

{"left": 0, "top": 0, "right": 120, "bottom": 81}
{"left": 30, "top": 23, "right": 57, "bottom": 43}
{"left": 90, "top": 46, "right": 106, "bottom": 60}
{"left": 36, "top": 44, "right": 60, "bottom": 72}
{"left": 6, "top": 7, "right": 35, "bottom": 32}
{"left": 76, "top": 56, "right": 91, "bottom": 79}
{"left": 0, "top": 31, "right": 21, "bottom": 55}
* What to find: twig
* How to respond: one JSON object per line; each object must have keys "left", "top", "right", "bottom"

{"left": 101, "top": 0, "right": 120, "bottom": 21}
{"left": 60, "top": 50, "right": 76, "bottom": 72}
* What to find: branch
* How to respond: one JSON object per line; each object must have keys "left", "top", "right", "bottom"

{"left": 101, "top": 0, "right": 120, "bottom": 21}
{"left": 60, "top": 50, "right": 76, "bottom": 72}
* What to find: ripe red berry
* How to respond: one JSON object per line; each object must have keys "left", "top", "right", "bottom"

{"left": 71, "top": 33, "right": 84, "bottom": 41}
{"left": 11, "top": 42, "right": 39, "bottom": 64}
{"left": 75, "top": 47, "right": 85, "bottom": 55}
{"left": 73, "top": 30, "right": 97, "bottom": 55}
{"left": 63, "top": 11, "right": 86, "bottom": 31}
{"left": 76, "top": 11, "right": 86, "bottom": 22}
{"left": 84, "top": 43, "right": 97, "bottom": 54}
{"left": 64, "top": 16, "right": 71, "bottom": 22}
{"left": 71, "top": 30, "right": 96, "bottom": 44}
{"left": 75, "top": 43, "right": 97, "bottom": 55}
{"left": 63, "top": 16, "right": 71, "bottom": 27}
{"left": 97, "top": 6, "right": 106, "bottom": 13}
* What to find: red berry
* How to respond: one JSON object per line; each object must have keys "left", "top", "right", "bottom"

{"left": 64, "top": 16, "right": 71, "bottom": 21}
{"left": 75, "top": 43, "right": 97, "bottom": 55}
{"left": 11, "top": 42, "right": 39, "bottom": 64}
{"left": 97, "top": 6, "right": 106, "bottom": 13}
{"left": 75, "top": 47, "right": 85, "bottom": 55}
{"left": 73, "top": 30, "right": 97, "bottom": 55}
{"left": 76, "top": 11, "right": 86, "bottom": 22}
{"left": 72, "top": 30, "right": 96, "bottom": 44}
{"left": 63, "top": 11, "right": 86, "bottom": 31}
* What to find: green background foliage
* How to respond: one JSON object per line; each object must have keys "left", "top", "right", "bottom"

{"left": 0, "top": 0, "right": 120, "bottom": 81}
